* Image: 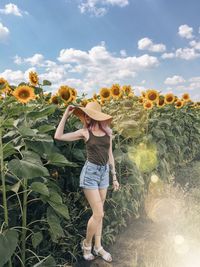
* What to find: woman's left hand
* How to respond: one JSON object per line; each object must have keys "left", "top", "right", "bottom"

{"left": 112, "top": 179, "right": 120, "bottom": 191}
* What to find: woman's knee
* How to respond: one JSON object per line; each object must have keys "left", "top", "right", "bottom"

{"left": 93, "top": 211, "right": 104, "bottom": 221}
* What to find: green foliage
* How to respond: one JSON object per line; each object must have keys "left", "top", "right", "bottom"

{"left": 0, "top": 229, "right": 18, "bottom": 267}
{"left": 0, "top": 82, "right": 199, "bottom": 266}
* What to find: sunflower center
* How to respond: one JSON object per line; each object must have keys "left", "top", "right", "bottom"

{"left": 114, "top": 88, "right": 120, "bottom": 95}
{"left": 167, "top": 96, "right": 173, "bottom": 102}
{"left": 52, "top": 96, "right": 59, "bottom": 104}
{"left": 61, "top": 91, "right": 70, "bottom": 100}
{"left": 149, "top": 93, "right": 157, "bottom": 101}
{"left": 159, "top": 99, "right": 164, "bottom": 105}
{"left": 103, "top": 91, "right": 110, "bottom": 98}
{"left": 146, "top": 102, "right": 151, "bottom": 108}
{"left": 19, "top": 90, "right": 30, "bottom": 99}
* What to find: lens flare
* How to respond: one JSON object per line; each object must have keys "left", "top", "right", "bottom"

{"left": 151, "top": 174, "right": 159, "bottom": 183}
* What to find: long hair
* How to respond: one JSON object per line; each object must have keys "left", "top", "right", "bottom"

{"left": 83, "top": 115, "right": 113, "bottom": 137}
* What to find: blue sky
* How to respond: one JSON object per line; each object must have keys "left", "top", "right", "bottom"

{"left": 0, "top": 0, "right": 200, "bottom": 101}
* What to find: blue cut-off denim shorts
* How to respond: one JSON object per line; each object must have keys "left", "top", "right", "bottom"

{"left": 79, "top": 159, "right": 109, "bottom": 189}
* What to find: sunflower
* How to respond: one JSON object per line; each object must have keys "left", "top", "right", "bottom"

{"left": 3, "top": 85, "right": 13, "bottom": 95}
{"left": 58, "top": 85, "right": 73, "bottom": 103}
{"left": 29, "top": 71, "right": 39, "bottom": 86}
{"left": 138, "top": 96, "right": 145, "bottom": 104}
{"left": 141, "top": 91, "right": 146, "bottom": 98}
{"left": 175, "top": 100, "right": 184, "bottom": 109}
{"left": 146, "top": 89, "right": 159, "bottom": 102}
{"left": 143, "top": 100, "right": 154, "bottom": 110}
{"left": 70, "top": 87, "right": 77, "bottom": 102}
{"left": 181, "top": 93, "right": 190, "bottom": 102}
{"left": 13, "top": 85, "right": 36, "bottom": 104}
{"left": 122, "top": 85, "right": 132, "bottom": 95}
{"left": 0, "top": 78, "right": 8, "bottom": 93}
{"left": 127, "top": 92, "right": 134, "bottom": 99}
{"left": 100, "top": 99, "right": 106, "bottom": 105}
{"left": 164, "top": 93, "right": 175, "bottom": 104}
{"left": 93, "top": 93, "right": 98, "bottom": 100}
{"left": 100, "top": 87, "right": 111, "bottom": 101}
{"left": 51, "top": 94, "right": 59, "bottom": 105}
{"left": 157, "top": 95, "right": 165, "bottom": 108}
{"left": 110, "top": 84, "right": 123, "bottom": 99}
{"left": 80, "top": 98, "right": 89, "bottom": 107}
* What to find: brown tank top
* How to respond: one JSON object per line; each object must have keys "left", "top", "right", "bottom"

{"left": 85, "top": 129, "right": 110, "bottom": 165}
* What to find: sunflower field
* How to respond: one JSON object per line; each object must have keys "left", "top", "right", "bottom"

{"left": 0, "top": 72, "right": 200, "bottom": 266}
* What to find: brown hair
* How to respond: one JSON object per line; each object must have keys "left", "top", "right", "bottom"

{"left": 83, "top": 115, "right": 112, "bottom": 137}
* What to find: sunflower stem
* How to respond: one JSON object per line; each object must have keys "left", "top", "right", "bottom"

{"left": 116, "top": 100, "right": 122, "bottom": 184}
{"left": 0, "top": 122, "right": 12, "bottom": 267}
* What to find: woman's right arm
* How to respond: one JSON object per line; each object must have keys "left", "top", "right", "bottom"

{"left": 54, "top": 105, "right": 84, "bottom": 142}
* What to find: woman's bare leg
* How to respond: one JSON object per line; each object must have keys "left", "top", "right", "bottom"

{"left": 94, "top": 188, "right": 108, "bottom": 248}
{"left": 83, "top": 188, "right": 104, "bottom": 247}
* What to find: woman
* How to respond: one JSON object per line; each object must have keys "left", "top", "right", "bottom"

{"left": 54, "top": 101, "right": 120, "bottom": 262}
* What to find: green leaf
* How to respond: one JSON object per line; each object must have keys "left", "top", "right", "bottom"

{"left": 18, "top": 82, "right": 27, "bottom": 86}
{"left": 33, "top": 255, "right": 56, "bottom": 267}
{"left": 47, "top": 207, "right": 65, "bottom": 242}
{"left": 10, "top": 181, "right": 21, "bottom": 193}
{"left": 3, "top": 143, "right": 16, "bottom": 159}
{"left": 48, "top": 201, "right": 70, "bottom": 220}
{"left": 22, "top": 150, "right": 43, "bottom": 165}
{"left": 43, "top": 80, "right": 52, "bottom": 86}
{"left": 47, "top": 152, "right": 78, "bottom": 167}
{"left": 2, "top": 118, "right": 14, "bottom": 128}
{"left": 8, "top": 159, "right": 50, "bottom": 179}
{"left": 32, "top": 231, "right": 43, "bottom": 249}
{"left": 48, "top": 190, "right": 63, "bottom": 204}
{"left": 0, "top": 229, "right": 18, "bottom": 266}
{"left": 25, "top": 139, "right": 59, "bottom": 156}
{"left": 113, "top": 148, "right": 124, "bottom": 164}
{"left": 18, "top": 126, "right": 38, "bottom": 137}
{"left": 38, "top": 125, "right": 55, "bottom": 133}
{"left": 71, "top": 148, "right": 86, "bottom": 161}
{"left": 152, "top": 128, "right": 165, "bottom": 139}
{"left": 30, "top": 182, "right": 49, "bottom": 196}
{"left": 27, "top": 105, "right": 56, "bottom": 119}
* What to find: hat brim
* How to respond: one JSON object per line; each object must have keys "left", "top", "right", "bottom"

{"left": 73, "top": 106, "right": 113, "bottom": 123}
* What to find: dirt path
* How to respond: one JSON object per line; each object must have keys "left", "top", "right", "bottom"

{"left": 73, "top": 218, "right": 162, "bottom": 267}
{"left": 73, "top": 186, "right": 200, "bottom": 267}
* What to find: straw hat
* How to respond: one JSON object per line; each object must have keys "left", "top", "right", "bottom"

{"left": 73, "top": 101, "right": 113, "bottom": 123}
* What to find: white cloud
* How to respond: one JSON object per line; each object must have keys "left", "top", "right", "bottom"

{"left": 189, "top": 40, "right": 200, "bottom": 51}
{"left": 138, "top": 37, "right": 166, "bottom": 53}
{"left": 9, "top": 44, "right": 159, "bottom": 96}
{"left": 188, "top": 76, "right": 200, "bottom": 94}
{"left": 175, "top": 47, "right": 200, "bottom": 60}
{"left": 189, "top": 76, "right": 200, "bottom": 83}
{"left": 58, "top": 48, "right": 90, "bottom": 63}
{"left": 162, "top": 48, "right": 200, "bottom": 60}
{"left": 14, "top": 53, "right": 45, "bottom": 66}
{"left": 0, "top": 22, "right": 9, "bottom": 41}
{"left": 178, "top": 24, "right": 194, "bottom": 39}
{"left": 14, "top": 55, "right": 23, "bottom": 65}
{"left": 58, "top": 45, "right": 159, "bottom": 71}
{"left": 57, "top": 45, "right": 158, "bottom": 94}
{"left": 0, "top": 69, "right": 24, "bottom": 83}
{"left": 161, "top": 52, "right": 175, "bottom": 59}
{"left": 120, "top": 49, "right": 127, "bottom": 57}
{"left": 164, "top": 75, "right": 185, "bottom": 85}
{"left": 0, "top": 3, "right": 23, "bottom": 17}
{"left": 25, "top": 54, "right": 44, "bottom": 66}
{"left": 78, "top": 0, "right": 129, "bottom": 16}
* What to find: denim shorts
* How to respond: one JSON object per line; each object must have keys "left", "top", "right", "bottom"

{"left": 79, "top": 159, "right": 109, "bottom": 189}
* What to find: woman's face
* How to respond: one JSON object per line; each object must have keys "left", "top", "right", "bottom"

{"left": 84, "top": 114, "right": 91, "bottom": 124}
